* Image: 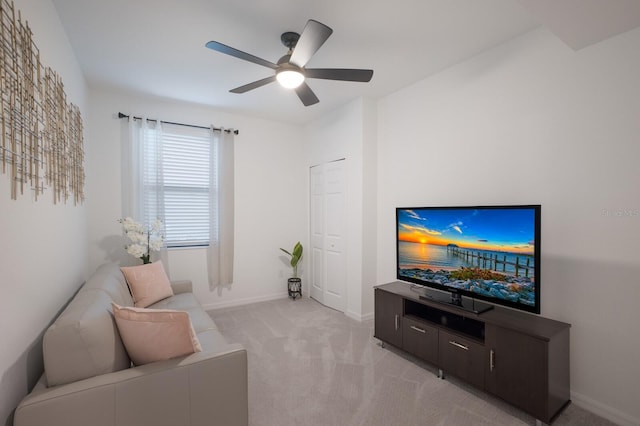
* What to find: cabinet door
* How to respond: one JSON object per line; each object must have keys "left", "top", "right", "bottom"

{"left": 485, "top": 325, "right": 548, "bottom": 421}
{"left": 402, "top": 317, "right": 438, "bottom": 365}
{"left": 438, "top": 330, "right": 485, "bottom": 389}
{"left": 374, "top": 289, "right": 403, "bottom": 347}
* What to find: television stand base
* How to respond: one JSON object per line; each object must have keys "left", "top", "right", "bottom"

{"left": 418, "top": 288, "right": 493, "bottom": 314}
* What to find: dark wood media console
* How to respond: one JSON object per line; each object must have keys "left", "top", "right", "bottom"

{"left": 374, "top": 282, "right": 571, "bottom": 425}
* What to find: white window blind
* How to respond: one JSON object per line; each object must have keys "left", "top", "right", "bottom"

{"left": 142, "top": 123, "right": 214, "bottom": 247}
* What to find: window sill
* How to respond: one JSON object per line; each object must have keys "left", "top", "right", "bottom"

{"left": 167, "top": 244, "right": 209, "bottom": 251}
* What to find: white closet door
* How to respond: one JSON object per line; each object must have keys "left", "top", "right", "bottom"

{"left": 309, "top": 165, "right": 324, "bottom": 303}
{"left": 309, "top": 160, "right": 346, "bottom": 312}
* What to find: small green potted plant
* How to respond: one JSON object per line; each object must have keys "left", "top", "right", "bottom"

{"left": 280, "top": 241, "right": 303, "bottom": 299}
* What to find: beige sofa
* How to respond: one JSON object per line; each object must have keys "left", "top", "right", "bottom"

{"left": 14, "top": 263, "right": 248, "bottom": 426}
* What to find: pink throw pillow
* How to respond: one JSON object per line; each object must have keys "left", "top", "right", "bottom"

{"left": 112, "top": 303, "right": 202, "bottom": 366}
{"left": 120, "top": 262, "right": 173, "bottom": 308}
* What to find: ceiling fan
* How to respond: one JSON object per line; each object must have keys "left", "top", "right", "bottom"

{"left": 205, "top": 19, "right": 374, "bottom": 106}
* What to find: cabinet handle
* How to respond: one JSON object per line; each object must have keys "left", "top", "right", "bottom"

{"left": 449, "top": 340, "right": 469, "bottom": 351}
{"left": 490, "top": 349, "right": 495, "bottom": 371}
{"left": 395, "top": 314, "right": 399, "bottom": 331}
{"left": 410, "top": 325, "right": 426, "bottom": 334}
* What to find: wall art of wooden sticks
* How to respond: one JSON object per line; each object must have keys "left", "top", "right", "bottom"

{"left": 0, "top": 0, "right": 84, "bottom": 205}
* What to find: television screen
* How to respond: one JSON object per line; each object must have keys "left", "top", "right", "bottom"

{"left": 396, "top": 205, "right": 541, "bottom": 314}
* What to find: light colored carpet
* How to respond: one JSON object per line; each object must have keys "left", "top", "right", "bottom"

{"left": 208, "top": 297, "right": 616, "bottom": 426}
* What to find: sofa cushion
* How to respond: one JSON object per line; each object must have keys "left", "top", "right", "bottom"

{"left": 149, "top": 293, "right": 218, "bottom": 333}
{"left": 120, "top": 262, "right": 174, "bottom": 308}
{"left": 194, "top": 328, "right": 230, "bottom": 352}
{"left": 44, "top": 290, "right": 131, "bottom": 387}
{"left": 82, "top": 263, "right": 134, "bottom": 306}
{"left": 112, "top": 303, "right": 202, "bottom": 366}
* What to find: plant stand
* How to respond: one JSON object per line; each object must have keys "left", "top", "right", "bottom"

{"left": 287, "top": 278, "right": 302, "bottom": 299}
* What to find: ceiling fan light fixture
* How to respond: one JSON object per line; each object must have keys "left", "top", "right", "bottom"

{"left": 276, "top": 69, "right": 305, "bottom": 89}
{"left": 206, "top": 19, "right": 373, "bottom": 106}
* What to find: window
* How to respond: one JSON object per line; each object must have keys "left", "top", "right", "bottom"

{"left": 141, "top": 123, "right": 214, "bottom": 248}
{"left": 124, "top": 115, "right": 235, "bottom": 286}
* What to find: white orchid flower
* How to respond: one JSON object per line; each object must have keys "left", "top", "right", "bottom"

{"left": 120, "top": 218, "right": 165, "bottom": 263}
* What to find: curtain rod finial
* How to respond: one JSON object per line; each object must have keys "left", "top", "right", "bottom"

{"left": 116, "top": 112, "right": 238, "bottom": 135}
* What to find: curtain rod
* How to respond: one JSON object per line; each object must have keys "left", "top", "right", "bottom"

{"left": 117, "top": 112, "right": 239, "bottom": 135}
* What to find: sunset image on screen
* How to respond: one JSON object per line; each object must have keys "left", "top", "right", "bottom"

{"left": 397, "top": 208, "right": 534, "bottom": 255}
{"left": 396, "top": 207, "right": 538, "bottom": 308}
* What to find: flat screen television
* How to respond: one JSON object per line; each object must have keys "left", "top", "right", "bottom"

{"left": 396, "top": 205, "right": 541, "bottom": 314}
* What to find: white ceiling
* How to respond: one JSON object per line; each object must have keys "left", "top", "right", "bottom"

{"left": 51, "top": 0, "right": 640, "bottom": 125}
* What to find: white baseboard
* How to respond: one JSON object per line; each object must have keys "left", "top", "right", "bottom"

{"left": 361, "top": 312, "right": 374, "bottom": 321}
{"left": 202, "top": 292, "right": 288, "bottom": 311}
{"left": 345, "top": 311, "right": 360, "bottom": 321}
{"left": 345, "top": 310, "right": 374, "bottom": 322}
{"left": 571, "top": 390, "right": 639, "bottom": 426}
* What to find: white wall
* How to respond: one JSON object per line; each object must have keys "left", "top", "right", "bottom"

{"left": 360, "top": 100, "right": 378, "bottom": 318}
{"left": 0, "top": 1, "right": 89, "bottom": 425}
{"left": 305, "top": 97, "right": 377, "bottom": 321}
{"left": 87, "top": 88, "right": 306, "bottom": 309}
{"left": 377, "top": 27, "right": 640, "bottom": 426}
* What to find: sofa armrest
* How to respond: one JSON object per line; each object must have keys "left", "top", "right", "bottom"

{"left": 170, "top": 279, "right": 192, "bottom": 294}
{"left": 15, "top": 344, "right": 248, "bottom": 426}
